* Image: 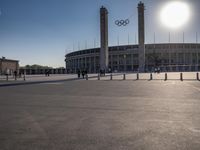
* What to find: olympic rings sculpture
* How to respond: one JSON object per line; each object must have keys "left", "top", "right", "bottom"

{"left": 115, "top": 19, "right": 130, "bottom": 26}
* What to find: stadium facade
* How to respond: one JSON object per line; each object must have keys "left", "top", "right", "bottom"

{"left": 65, "top": 2, "right": 200, "bottom": 73}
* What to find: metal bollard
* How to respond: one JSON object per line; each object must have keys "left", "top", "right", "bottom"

{"left": 150, "top": 73, "right": 153, "bottom": 80}
{"left": 23, "top": 74, "right": 26, "bottom": 81}
{"left": 123, "top": 74, "right": 126, "bottom": 80}
{"left": 180, "top": 73, "right": 183, "bottom": 81}
{"left": 197, "top": 72, "right": 199, "bottom": 81}
{"left": 86, "top": 74, "right": 88, "bottom": 80}
{"left": 98, "top": 74, "right": 100, "bottom": 80}
{"left": 110, "top": 74, "right": 113, "bottom": 80}
{"left": 136, "top": 73, "right": 139, "bottom": 80}
{"left": 164, "top": 73, "right": 167, "bottom": 81}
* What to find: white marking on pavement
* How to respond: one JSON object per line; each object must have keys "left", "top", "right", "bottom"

{"left": 189, "top": 128, "right": 200, "bottom": 133}
{"left": 184, "top": 83, "right": 200, "bottom": 92}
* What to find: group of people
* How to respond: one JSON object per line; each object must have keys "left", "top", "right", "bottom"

{"left": 45, "top": 70, "right": 50, "bottom": 76}
{"left": 77, "top": 69, "right": 88, "bottom": 79}
{"left": 99, "top": 69, "right": 106, "bottom": 76}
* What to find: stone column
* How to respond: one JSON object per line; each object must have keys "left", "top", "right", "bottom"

{"left": 138, "top": 1, "right": 145, "bottom": 72}
{"left": 184, "top": 53, "right": 186, "bottom": 71}
{"left": 94, "top": 56, "right": 96, "bottom": 73}
{"left": 176, "top": 53, "right": 178, "bottom": 71}
{"left": 100, "top": 6, "right": 109, "bottom": 71}
{"left": 89, "top": 57, "right": 92, "bottom": 73}
{"left": 117, "top": 55, "right": 120, "bottom": 71}
{"left": 110, "top": 55, "right": 113, "bottom": 69}
{"left": 197, "top": 52, "right": 199, "bottom": 71}
{"left": 131, "top": 53, "right": 134, "bottom": 71}
{"left": 169, "top": 53, "right": 172, "bottom": 72}
{"left": 189, "top": 53, "right": 192, "bottom": 71}
{"left": 85, "top": 57, "right": 87, "bottom": 70}
{"left": 77, "top": 58, "right": 80, "bottom": 70}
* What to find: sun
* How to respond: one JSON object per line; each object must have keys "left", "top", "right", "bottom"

{"left": 160, "top": 1, "right": 190, "bottom": 29}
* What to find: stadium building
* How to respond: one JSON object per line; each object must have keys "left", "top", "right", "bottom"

{"left": 65, "top": 2, "right": 200, "bottom": 73}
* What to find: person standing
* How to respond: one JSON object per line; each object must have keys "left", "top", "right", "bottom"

{"left": 14, "top": 70, "right": 17, "bottom": 80}
{"left": 77, "top": 69, "right": 81, "bottom": 78}
{"left": 82, "top": 70, "right": 85, "bottom": 79}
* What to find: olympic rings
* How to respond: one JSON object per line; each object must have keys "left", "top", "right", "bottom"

{"left": 115, "top": 19, "right": 130, "bottom": 26}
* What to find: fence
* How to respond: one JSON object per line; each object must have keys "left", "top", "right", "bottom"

{"left": 85, "top": 72, "right": 200, "bottom": 81}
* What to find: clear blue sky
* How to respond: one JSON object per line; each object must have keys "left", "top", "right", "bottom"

{"left": 0, "top": 0, "right": 200, "bottom": 67}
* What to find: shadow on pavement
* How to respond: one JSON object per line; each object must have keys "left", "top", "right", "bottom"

{"left": 0, "top": 77, "right": 82, "bottom": 87}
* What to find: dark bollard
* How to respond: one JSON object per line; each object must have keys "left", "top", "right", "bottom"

{"left": 136, "top": 73, "right": 139, "bottom": 80}
{"left": 123, "top": 74, "right": 126, "bottom": 80}
{"left": 98, "top": 74, "right": 100, "bottom": 80}
{"left": 197, "top": 72, "right": 199, "bottom": 81}
{"left": 164, "top": 73, "right": 167, "bottom": 81}
{"left": 180, "top": 73, "right": 183, "bottom": 81}
{"left": 110, "top": 74, "right": 113, "bottom": 80}
{"left": 150, "top": 73, "right": 153, "bottom": 80}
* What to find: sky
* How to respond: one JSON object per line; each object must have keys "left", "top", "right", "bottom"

{"left": 0, "top": 0, "right": 200, "bottom": 67}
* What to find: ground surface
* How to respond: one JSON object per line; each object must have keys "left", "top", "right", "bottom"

{"left": 0, "top": 75, "right": 200, "bottom": 150}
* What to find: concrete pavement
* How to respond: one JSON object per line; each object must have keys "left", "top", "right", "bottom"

{"left": 0, "top": 79, "right": 200, "bottom": 150}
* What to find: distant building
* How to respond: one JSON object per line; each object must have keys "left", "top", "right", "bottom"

{"left": 65, "top": 44, "right": 200, "bottom": 73}
{"left": 19, "top": 65, "right": 66, "bottom": 75}
{"left": 0, "top": 57, "right": 19, "bottom": 75}
{"left": 65, "top": 2, "right": 200, "bottom": 73}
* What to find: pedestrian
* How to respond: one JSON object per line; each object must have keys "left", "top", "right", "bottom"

{"left": 77, "top": 69, "right": 81, "bottom": 78}
{"left": 100, "top": 69, "right": 102, "bottom": 76}
{"left": 82, "top": 70, "right": 85, "bottom": 79}
{"left": 14, "top": 71, "right": 17, "bottom": 80}
{"left": 19, "top": 72, "right": 22, "bottom": 78}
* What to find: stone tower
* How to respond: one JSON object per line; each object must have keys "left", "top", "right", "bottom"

{"left": 138, "top": 1, "right": 145, "bottom": 72}
{"left": 100, "top": 6, "right": 109, "bottom": 72}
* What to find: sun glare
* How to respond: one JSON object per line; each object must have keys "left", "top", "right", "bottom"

{"left": 160, "top": 1, "right": 190, "bottom": 29}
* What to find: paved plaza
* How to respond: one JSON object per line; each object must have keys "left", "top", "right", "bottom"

{"left": 0, "top": 73, "right": 200, "bottom": 150}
